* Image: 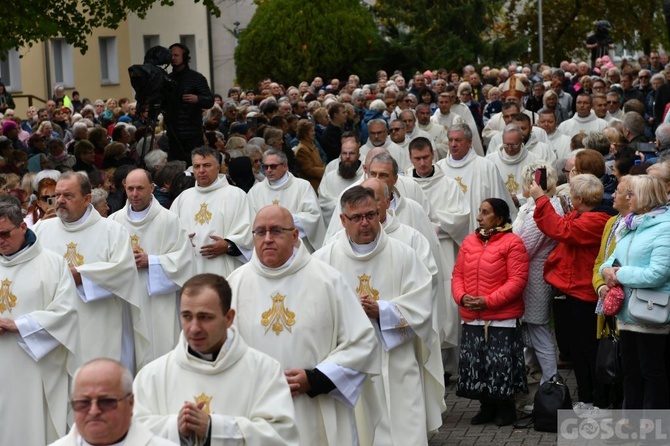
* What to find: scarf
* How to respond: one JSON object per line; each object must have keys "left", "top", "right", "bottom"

{"left": 476, "top": 222, "right": 513, "bottom": 241}
{"left": 615, "top": 206, "right": 668, "bottom": 240}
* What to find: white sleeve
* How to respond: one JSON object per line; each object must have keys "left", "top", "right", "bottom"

{"left": 14, "top": 315, "right": 61, "bottom": 361}
{"left": 377, "top": 300, "right": 416, "bottom": 351}
{"left": 316, "top": 362, "right": 366, "bottom": 407}
{"left": 292, "top": 214, "right": 306, "bottom": 239}
{"left": 79, "top": 276, "right": 114, "bottom": 302}
{"left": 147, "top": 255, "right": 181, "bottom": 295}
{"left": 210, "top": 414, "right": 244, "bottom": 444}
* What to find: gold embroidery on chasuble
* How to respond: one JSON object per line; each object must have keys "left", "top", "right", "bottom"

{"left": 455, "top": 176, "right": 468, "bottom": 194}
{"left": 395, "top": 314, "right": 410, "bottom": 340}
{"left": 505, "top": 174, "right": 519, "bottom": 196}
{"left": 194, "top": 393, "right": 213, "bottom": 415}
{"left": 194, "top": 203, "right": 213, "bottom": 225}
{"left": 130, "top": 234, "right": 144, "bottom": 252}
{"left": 261, "top": 293, "right": 296, "bottom": 335}
{"left": 64, "top": 242, "right": 84, "bottom": 268}
{"left": 356, "top": 274, "right": 380, "bottom": 301}
{"left": 0, "top": 279, "right": 17, "bottom": 314}
{"left": 272, "top": 199, "right": 280, "bottom": 206}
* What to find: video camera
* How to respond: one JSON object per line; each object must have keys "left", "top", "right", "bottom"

{"left": 128, "top": 46, "right": 176, "bottom": 118}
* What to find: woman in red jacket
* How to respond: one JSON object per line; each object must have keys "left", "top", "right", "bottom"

{"left": 452, "top": 198, "right": 530, "bottom": 426}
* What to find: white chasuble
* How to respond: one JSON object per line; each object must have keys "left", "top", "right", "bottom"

{"left": 248, "top": 173, "right": 326, "bottom": 252}
{"left": 133, "top": 328, "right": 300, "bottom": 446}
{"left": 229, "top": 241, "right": 379, "bottom": 446}
{"left": 170, "top": 175, "right": 254, "bottom": 277}
{"left": 313, "top": 231, "right": 445, "bottom": 446}
{"left": 558, "top": 112, "right": 608, "bottom": 138}
{"left": 0, "top": 239, "right": 79, "bottom": 445}
{"left": 49, "top": 421, "right": 179, "bottom": 446}
{"left": 110, "top": 196, "right": 196, "bottom": 361}
{"left": 35, "top": 207, "right": 148, "bottom": 370}
{"left": 486, "top": 145, "right": 542, "bottom": 205}
{"left": 317, "top": 164, "right": 365, "bottom": 227}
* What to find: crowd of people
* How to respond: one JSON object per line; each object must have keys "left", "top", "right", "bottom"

{"left": 4, "top": 44, "right": 670, "bottom": 445}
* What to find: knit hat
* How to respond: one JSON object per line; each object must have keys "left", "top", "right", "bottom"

{"left": 1, "top": 120, "right": 18, "bottom": 134}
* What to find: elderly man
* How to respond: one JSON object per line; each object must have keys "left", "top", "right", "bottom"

{"left": 389, "top": 119, "right": 408, "bottom": 151}
{"left": 537, "top": 109, "right": 571, "bottom": 159}
{"left": 430, "top": 90, "right": 465, "bottom": 135}
{"left": 248, "top": 149, "right": 326, "bottom": 252}
{"left": 35, "top": 171, "right": 146, "bottom": 371}
{"left": 437, "top": 124, "right": 516, "bottom": 232}
{"left": 486, "top": 102, "right": 549, "bottom": 153}
{"left": 482, "top": 74, "right": 539, "bottom": 146}
{"left": 109, "top": 169, "right": 196, "bottom": 361}
{"left": 486, "top": 124, "right": 541, "bottom": 207}
{"left": 170, "top": 147, "right": 254, "bottom": 277}
{"left": 399, "top": 109, "right": 431, "bottom": 145}
{"left": 416, "top": 103, "right": 449, "bottom": 160}
{"left": 605, "top": 91, "right": 624, "bottom": 122}
{"left": 359, "top": 119, "right": 412, "bottom": 172}
{"left": 318, "top": 136, "right": 364, "bottom": 225}
{"left": 228, "top": 206, "right": 378, "bottom": 445}
{"left": 314, "top": 187, "right": 444, "bottom": 446}
{"left": 0, "top": 196, "right": 78, "bottom": 445}
{"left": 133, "top": 274, "right": 299, "bottom": 446}
{"left": 50, "top": 359, "right": 177, "bottom": 446}
{"left": 558, "top": 93, "right": 608, "bottom": 137}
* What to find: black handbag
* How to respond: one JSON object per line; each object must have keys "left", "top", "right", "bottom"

{"left": 533, "top": 374, "right": 572, "bottom": 432}
{"left": 595, "top": 316, "right": 621, "bottom": 385}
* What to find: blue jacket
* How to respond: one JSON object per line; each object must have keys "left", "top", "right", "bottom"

{"left": 601, "top": 209, "right": 670, "bottom": 325}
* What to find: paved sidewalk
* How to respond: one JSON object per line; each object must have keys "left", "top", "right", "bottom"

{"left": 428, "top": 369, "right": 577, "bottom": 446}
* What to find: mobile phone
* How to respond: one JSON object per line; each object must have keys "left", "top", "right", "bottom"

{"left": 613, "top": 258, "right": 621, "bottom": 267}
{"left": 637, "top": 142, "right": 656, "bottom": 154}
{"left": 47, "top": 197, "right": 56, "bottom": 207}
{"left": 534, "top": 167, "right": 547, "bottom": 190}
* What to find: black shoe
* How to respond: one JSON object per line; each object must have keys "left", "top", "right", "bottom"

{"left": 471, "top": 402, "right": 495, "bottom": 425}
{"left": 494, "top": 401, "right": 517, "bottom": 427}
{"left": 444, "top": 373, "right": 452, "bottom": 386}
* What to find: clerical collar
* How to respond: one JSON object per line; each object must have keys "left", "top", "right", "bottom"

{"left": 448, "top": 148, "right": 475, "bottom": 167}
{"left": 348, "top": 233, "right": 379, "bottom": 254}
{"left": 261, "top": 247, "right": 298, "bottom": 271}
{"left": 269, "top": 172, "right": 289, "bottom": 187}
{"left": 188, "top": 329, "right": 234, "bottom": 362}
{"left": 389, "top": 193, "right": 398, "bottom": 211}
{"left": 2, "top": 229, "right": 37, "bottom": 260}
{"left": 63, "top": 205, "right": 92, "bottom": 228}
{"left": 413, "top": 166, "right": 435, "bottom": 178}
{"left": 79, "top": 432, "right": 127, "bottom": 445}
{"left": 128, "top": 202, "right": 152, "bottom": 221}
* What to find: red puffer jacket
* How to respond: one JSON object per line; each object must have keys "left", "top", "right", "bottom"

{"left": 533, "top": 195, "right": 616, "bottom": 303}
{"left": 452, "top": 230, "right": 529, "bottom": 321}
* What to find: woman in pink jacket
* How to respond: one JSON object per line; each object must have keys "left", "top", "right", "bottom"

{"left": 452, "top": 198, "right": 530, "bottom": 426}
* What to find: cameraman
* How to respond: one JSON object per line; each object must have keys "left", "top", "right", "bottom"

{"left": 586, "top": 20, "right": 614, "bottom": 69}
{"left": 164, "top": 43, "right": 214, "bottom": 164}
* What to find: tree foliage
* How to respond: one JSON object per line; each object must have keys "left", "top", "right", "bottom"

{"left": 503, "top": 0, "right": 668, "bottom": 66}
{"left": 235, "top": 0, "right": 379, "bottom": 88}
{"left": 0, "top": 0, "right": 221, "bottom": 55}
{"left": 371, "top": 0, "right": 529, "bottom": 73}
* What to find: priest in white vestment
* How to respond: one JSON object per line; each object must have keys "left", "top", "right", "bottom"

{"left": 512, "top": 114, "right": 556, "bottom": 162}
{"left": 558, "top": 94, "right": 608, "bottom": 138}
{"left": 51, "top": 359, "right": 178, "bottom": 446}
{"left": 314, "top": 187, "right": 445, "bottom": 446}
{"left": 358, "top": 119, "right": 412, "bottom": 172}
{"left": 417, "top": 103, "right": 449, "bottom": 160}
{"left": 537, "top": 110, "right": 572, "bottom": 159}
{"left": 247, "top": 149, "right": 326, "bottom": 252}
{"left": 134, "top": 274, "right": 300, "bottom": 446}
{"left": 170, "top": 147, "right": 254, "bottom": 277}
{"left": 110, "top": 169, "right": 196, "bottom": 361}
{"left": 0, "top": 196, "right": 79, "bottom": 446}
{"left": 431, "top": 92, "right": 466, "bottom": 144}
{"left": 35, "top": 172, "right": 147, "bottom": 371}
{"left": 318, "top": 138, "right": 364, "bottom": 226}
{"left": 486, "top": 125, "right": 541, "bottom": 207}
{"left": 437, "top": 124, "right": 517, "bottom": 234}
{"left": 482, "top": 75, "right": 538, "bottom": 146}
{"left": 228, "top": 205, "right": 379, "bottom": 446}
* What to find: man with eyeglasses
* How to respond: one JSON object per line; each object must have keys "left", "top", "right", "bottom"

{"left": 388, "top": 119, "right": 408, "bottom": 149}
{"left": 248, "top": 149, "right": 326, "bottom": 252}
{"left": 637, "top": 69, "right": 653, "bottom": 101}
{"left": 314, "top": 186, "right": 442, "bottom": 445}
{"left": 0, "top": 196, "right": 78, "bottom": 445}
{"left": 359, "top": 119, "right": 412, "bottom": 172}
{"left": 228, "top": 205, "right": 377, "bottom": 445}
{"left": 605, "top": 91, "right": 624, "bottom": 122}
{"left": 170, "top": 147, "right": 254, "bottom": 277}
{"left": 51, "top": 358, "right": 177, "bottom": 446}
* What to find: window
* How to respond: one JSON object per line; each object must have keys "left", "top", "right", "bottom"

{"left": 0, "top": 49, "right": 21, "bottom": 92}
{"left": 99, "top": 37, "right": 119, "bottom": 85}
{"left": 179, "top": 35, "right": 197, "bottom": 69}
{"left": 143, "top": 35, "right": 160, "bottom": 55}
{"left": 51, "top": 39, "right": 74, "bottom": 88}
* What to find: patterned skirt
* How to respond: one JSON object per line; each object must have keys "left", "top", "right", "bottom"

{"left": 456, "top": 323, "right": 528, "bottom": 400}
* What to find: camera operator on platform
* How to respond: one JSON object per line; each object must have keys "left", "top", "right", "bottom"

{"left": 164, "top": 43, "right": 214, "bottom": 164}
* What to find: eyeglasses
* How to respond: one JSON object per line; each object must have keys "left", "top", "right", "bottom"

{"left": 502, "top": 143, "right": 521, "bottom": 150}
{"left": 0, "top": 226, "right": 18, "bottom": 239}
{"left": 342, "top": 211, "right": 379, "bottom": 223}
{"left": 71, "top": 393, "right": 131, "bottom": 413}
{"left": 252, "top": 159, "right": 261, "bottom": 164}
{"left": 39, "top": 194, "right": 56, "bottom": 202}
{"left": 261, "top": 163, "right": 285, "bottom": 170}
{"left": 252, "top": 227, "right": 295, "bottom": 237}
{"left": 390, "top": 128, "right": 403, "bottom": 132}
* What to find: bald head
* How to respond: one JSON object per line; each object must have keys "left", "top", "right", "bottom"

{"left": 365, "top": 147, "right": 389, "bottom": 169}
{"left": 124, "top": 168, "right": 155, "bottom": 212}
{"left": 361, "top": 178, "right": 390, "bottom": 223}
{"left": 253, "top": 205, "right": 299, "bottom": 268}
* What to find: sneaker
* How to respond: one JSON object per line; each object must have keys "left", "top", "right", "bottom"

{"left": 523, "top": 403, "right": 534, "bottom": 414}
{"left": 572, "top": 401, "right": 594, "bottom": 417}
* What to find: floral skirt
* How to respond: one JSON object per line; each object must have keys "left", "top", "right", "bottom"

{"left": 456, "top": 323, "right": 528, "bottom": 400}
